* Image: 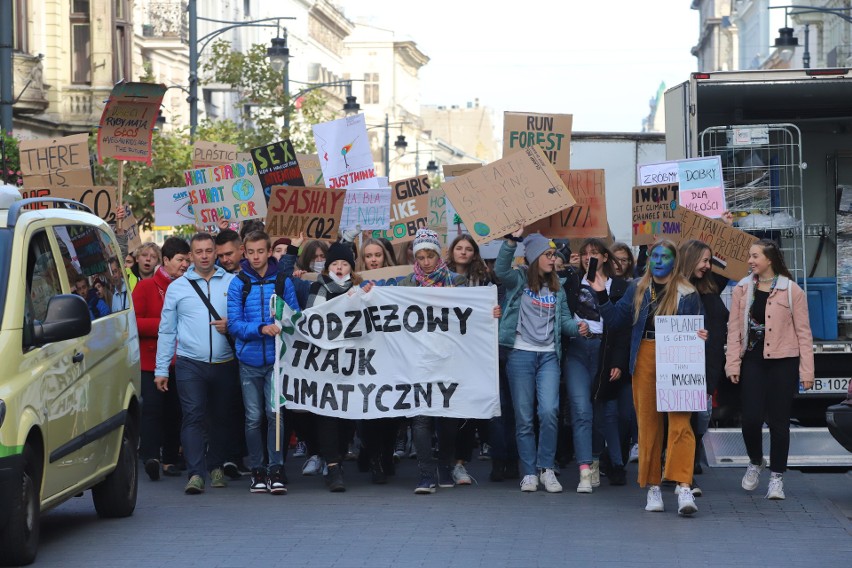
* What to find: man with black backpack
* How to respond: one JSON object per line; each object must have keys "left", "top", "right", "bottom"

{"left": 227, "top": 231, "right": 306, "bottom": 494}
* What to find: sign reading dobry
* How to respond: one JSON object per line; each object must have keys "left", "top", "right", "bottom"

{"left": 503, "top": 112, "right": 572, "bottom": 170}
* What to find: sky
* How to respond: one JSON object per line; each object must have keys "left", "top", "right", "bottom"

{"left": 341, "top": 0, "right": 699, "bottom": 133}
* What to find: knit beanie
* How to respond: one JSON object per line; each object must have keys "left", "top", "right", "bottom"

{"left": 325, "top": 241, "right": 356, "bottom": 271}
{"left": 412, "top": 228, "right": 442, "bottom": 255}
{"left": 272, "top": 237, "right": 291, "bottom": 249}
{"left": 523, "top": 233, "right": 555, "bottom": 264}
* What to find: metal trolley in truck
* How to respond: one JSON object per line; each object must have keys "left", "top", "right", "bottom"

{"left": 664, "top": 68, "right": 852, "bottom": 467}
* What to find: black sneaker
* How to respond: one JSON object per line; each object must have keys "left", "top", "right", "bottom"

{"left": 609, "top": 465, "right": 627, "bottom": 486}
{"left": 503, "top": 460, "right": 520, "bottom": 480}
{"left": 266, "top": 466, "right": 287, "bottom": 495}
{"left": 144, "top": 458, "right": 161, "bottom": 481}
{"left": 223, "top": 461, "right": 242, "bottom": 480}
{"left": 325, "top": 464, "right": 345, "bottom": 492}
{"left": 438, "top": 465, "right": 454, "bottom": 488}
{"left": 249, "top": 468, "right": 268, "bottom": 493}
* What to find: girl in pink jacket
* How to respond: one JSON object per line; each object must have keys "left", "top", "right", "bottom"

{"left": 726, "top": 239, "right": 814, "bottom": 501}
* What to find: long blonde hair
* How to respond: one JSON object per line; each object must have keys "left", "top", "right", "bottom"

{"left": 632, "top": 240, "right": 695, "bottom": 323}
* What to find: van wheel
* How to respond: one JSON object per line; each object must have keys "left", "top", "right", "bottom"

{"left": 92, "top": 414, "right": 138, "bottom": 518}
{"left": 0, "top": 445, "right": 40, "bottom": 566}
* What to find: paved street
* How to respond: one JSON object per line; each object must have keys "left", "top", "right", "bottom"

{"left": 34, "top": 455, "right": 852, "bottom": 567}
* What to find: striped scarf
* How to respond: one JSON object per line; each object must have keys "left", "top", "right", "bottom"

{"left": 414, "top": 258, "right": 455, "bottom": 287}
{"left": 306, "top": 274, "right": 352, "bottom": 307}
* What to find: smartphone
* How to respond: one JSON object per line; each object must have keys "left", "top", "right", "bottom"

{"left": 586, "top": 257, "right": 598, "bottom": 282}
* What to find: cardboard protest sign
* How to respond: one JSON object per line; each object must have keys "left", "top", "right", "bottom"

{"left": 503, "top": 112, "right": 572, "bottom": 170}
{"left": 120, "top": 209, "right": 142, "bottom": 252}
{"left": 370, "top": 174, "right": 431, "bottom": 244}
{"left": 638, "top": 156, "right": 725, "bottom": 218}
{"left": 272, "top": 286, "right": 500, "bottom": 419}
{"left": 20, "top": 185, "right": 118, "bottom": 223}
{"left": 675, "top": 205, "right": 757, "bottom": 280}
{"left": 97, "top": 82, "right": 166, "bottom": 165}
{"left": 631, "top": 183, "right": 680, "bottom": 245}
{"left": 441, "top": 146, "right": 574, "bottom": 245}
{"left": 154, "top": 187, "right": 195, "bottom": 227}
{"left": 297, "top": 153, "right": 325, "bottom": 186}
{"left": 358, "top": 265, "right": 414, "bottom": 286}
{"left": 526, "top": 169, "right": 607, "bottom": 238}
{"left": 192, "top": 141, "right": 251, "bottom": 168}
{"left": 312, "top": 113, "right": 376, "bottom": 189}
{"left": 184, "top": 161, "right": 267, "bottom": 226}
{"left": 19, "top": 134, "right": 94, "bottom": 188}
{"left": 266, "top": 186, "right": 346, "bottom": 240}
{"left": 655, "top": 315, "right": 707, "bottom": 412}
{"left": 339, "top": 185, "right": 392, "bottom": 230}
{"left": 250, "top": 139, "right": 305, "bottom": 192}
{"left": 442, "top": 163, "right": 482, "bottom": 235}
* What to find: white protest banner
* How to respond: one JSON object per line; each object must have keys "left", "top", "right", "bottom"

{"left": 638, "top": 157, "right": 725, "bottom": 218}
{"left": 272, "top": 286, "right": 500, "bottom": 419}
{"left": 655, "top": 315, "right": 707, "bottom": 412}
{"left": 184, "top": 161, "right": 267, "bottom": 225}
{"left": 313, "top": 113, "right": 377, "bottom": 189}
{"left": 154, "top": 186, "right": 195, "bottom": 227}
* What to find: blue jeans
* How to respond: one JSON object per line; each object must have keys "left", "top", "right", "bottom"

{"left": 175, "top": 357, "right": 240, "bottom": 479}
{"left": 240, "top": 362, "right": 284, "bottom": 470}
{"left": 506, "top": 349, "right": 560, "bottom": 476}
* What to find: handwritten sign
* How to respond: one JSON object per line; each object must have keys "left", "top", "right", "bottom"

{"left": 526, "top": 169, "right": 607, "bottom": 238}
{"left": 20, "top": 185, "right": 118, "bottom": 223}
{"left": 655, "top": 315, "right": 707, "bottom": 412}
{"left": 121, "top": 208, "right": 142, "bottom": 252}
{"left": 192, "top": 141, "right": 251, "bottom": 168}
{"left": 631, "top": 183, "right": 680, "bottom": 245}
{"left": 638, "top": 157, "right": 725, "bottom": 218}
{"left": 442, "top": 163, "right": 481, "bottom": 235}
{"left": 266, "top": 186, "right": 345, "bottom": 240}
{"left": 312, "top": 113, "right": 376, "bottom": 189}
{"left": 184, "top": 161, "right": 267, "bottom": 225}
{"left": 154, "top": 186, "right": 195, "bottom": 227}
{"left": 442, "top": 146, "right": 574, "bottom": 245}
{"left": 675, "top": 206, "right": 757, "bottom": 280}
{"left": 19, "top": 134, "right": 94, "bottom": 188}
{"left": 97, "top": 82, "right": 166, "bottom": 165}
{"left": 339, "top": 186, "right": 392, "bottom": 230}
{"left": 297, "top": 153, "right": 324, "bottom": 186}
{"left": 503, "top": 112, "right": 572, "bottom": 170}
{"left": 370, "top": 174, "right": 431, "bottom": 244}
{"left": 250, "top": 139, "right": 305, "bottom": 195}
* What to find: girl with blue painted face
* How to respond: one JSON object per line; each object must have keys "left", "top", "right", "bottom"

{"left": 590, "top": 240, "right": 706, "bottom": 517}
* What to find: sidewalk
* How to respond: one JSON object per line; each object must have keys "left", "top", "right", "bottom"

{"left": 37, "top": 456, "right": 852, "bottom": 567}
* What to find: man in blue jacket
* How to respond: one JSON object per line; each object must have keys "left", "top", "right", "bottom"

{"left": 227, "top": 230, "right": 300, "bottom": 495}
{"left": 155, "top": 233, "right": 238, "bottom": 495}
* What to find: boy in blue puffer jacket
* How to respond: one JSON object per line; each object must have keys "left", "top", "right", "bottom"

{"left": 227, "top": 230, "right": 304, "bottom": 495}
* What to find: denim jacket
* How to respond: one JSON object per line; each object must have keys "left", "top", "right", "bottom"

{"left": 598, "top": 280, "right": 703, "bottom": 374}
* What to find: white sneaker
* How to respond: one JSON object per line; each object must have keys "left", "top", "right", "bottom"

{"left": 540, "top": 469, "right": 563, "bottom": 493}
{"left": 577, "top": 468, "right": 593, "bottom": 493}
{"left": 766, "top": 476, "right": 785, "bottom": 500}
{"left": 677, "top": 486, "right": 698, "bottom": 515}
{"left": 629, "top": 444, "right": 639, "bottom": 463}
{"left": 452, "top": 463, "right": 472, "bottom": 485}
{"left": 645, "top": 485, "right": 664, "bottom": 512}
{"left": 520, "top": 474, "right": 539, "bottom": 492}
{"left": 301, "top": 455, "right": 323, "bottom": 476}
{"left": 741, "top": 458, "right": 766, "bottom": 491}
{"left": 590, "top": 460, "right": 601, "bottom": 487}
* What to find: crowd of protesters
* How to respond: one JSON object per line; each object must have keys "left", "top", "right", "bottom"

{"left": 120, "top": 209, "right": 814, "bottom": 517}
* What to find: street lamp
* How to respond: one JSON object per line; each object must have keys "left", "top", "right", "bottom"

{"left": 187, "top": 0, "right": 295, "bottom": 140}
{"left": 772, "top": 4, "right": 852, "bottom": 68}
{"left": 346, "top": 95, "right": 408, "bottom": 177}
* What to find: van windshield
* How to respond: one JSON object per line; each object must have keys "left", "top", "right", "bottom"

{"left": 0, "top": 229, "right": 9, "bottom": 329}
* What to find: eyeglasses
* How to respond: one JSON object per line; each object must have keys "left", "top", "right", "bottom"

{"left": 542, "top": 251, "right": 557, "bottom": 259}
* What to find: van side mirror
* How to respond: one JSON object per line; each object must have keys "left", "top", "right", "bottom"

{"left": 31, "top": 294, "right": 92, "bottom": 346}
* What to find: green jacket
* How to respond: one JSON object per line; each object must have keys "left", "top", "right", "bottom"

{"left": 495, "top": 241, "right": 579, "bottom": 354}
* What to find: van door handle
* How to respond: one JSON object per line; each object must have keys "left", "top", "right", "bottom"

{"left": 72, "top": 352, "right": 84, "bottom": 364}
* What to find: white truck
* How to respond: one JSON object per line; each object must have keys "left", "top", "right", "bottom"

{"left": 665, "top": 68, "right": 852, "bottom": 467}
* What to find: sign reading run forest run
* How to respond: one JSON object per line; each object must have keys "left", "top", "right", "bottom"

{"left": 273, "top": 286, "right": 500, "bottom": 420}
{"left": 503, "top": 111, "right": 573, "bottom": 170}
{"left": 441, "top": 145, "right": 574, "bottom": 245}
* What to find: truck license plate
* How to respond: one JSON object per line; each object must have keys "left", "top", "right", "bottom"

{"left": 802, "top": 377, "right": 850, "bottom": 394}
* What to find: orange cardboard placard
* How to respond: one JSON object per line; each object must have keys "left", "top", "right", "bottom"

{"left": 441, "top": 146, "right": 575, "bottom": 245}
{"left": 97, "top": 82, "right": 166, "bottom": 165}
{"left": 370, "top": 174, "right": 431, "bottom": 244}
{"left": 19, "top": 185, "right": 118, "bottom": 223}
{"left": 192, "top": 141, "right": 251, "bottom": 168}
{"left": 675, "top": 206, "right": 757, "bottom": 281}
{"left": 503, "top": 111, "right": 572, "bottom": 170}
{"left": 266, "top": 185, "right": 346, "bottom": 240}
{"left": 526, "top": 169, "right": 607, "bottom": 238}
{"left": 19, "top": 134, "right": 94, "bottom": 188}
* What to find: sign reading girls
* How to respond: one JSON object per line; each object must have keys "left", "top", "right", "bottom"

{"left": 273, "top": 286, "right": 500, "bottom": 419}
{"left": 97, "top": 81, "right": 166, "bottom": 165}
{"left": 184, "top": 161, "right": 267, "bottom": 225}
{"left": 655, "top": 315, "right": 707, "bottom": 412}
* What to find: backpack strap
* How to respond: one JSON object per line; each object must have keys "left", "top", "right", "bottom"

{"left": 237, "top": 272, "right": 252, "bottom": 307}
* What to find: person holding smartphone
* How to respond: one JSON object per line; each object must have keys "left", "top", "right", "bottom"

{"left": 562, "top": 238, "right": 631, "bottom": 492}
